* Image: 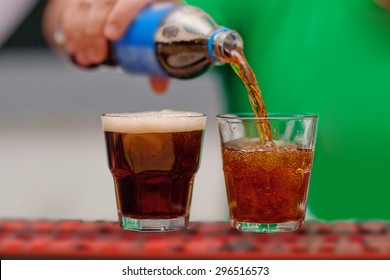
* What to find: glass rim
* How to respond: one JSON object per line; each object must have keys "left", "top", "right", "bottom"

{"left": 102, "top": 111, "right": 207, "bottom": 119}
{"left": 216, "top": 112, "right": 318, "bottom": 120}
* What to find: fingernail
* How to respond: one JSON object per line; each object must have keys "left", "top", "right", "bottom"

{"left": 104, "top": 24, "right": 118, "bottom": 38}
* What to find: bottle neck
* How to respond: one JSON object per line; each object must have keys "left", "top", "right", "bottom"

{"left": 208, "top": 28, "right": 244, "bottom": 64}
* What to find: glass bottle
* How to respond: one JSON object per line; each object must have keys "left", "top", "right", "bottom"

{"left": 106, "top": 3, "right": 243, "bottom": 79}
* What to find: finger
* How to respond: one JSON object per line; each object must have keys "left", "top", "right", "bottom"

{"left": 149, "top": 77, "right": 170, "bottom": 94}
{"left": 85, "top": 38, "right": 108, "bottom": 64}
{"left": 86, "top": 0, "right": 116, "bottom": 36}
{"left": 66, "top": 0, "right": 105, "bottom": 65}
{"left": 83, "top": 0, "right": 118, "bottom": 63}
{"left": 104, "top": 0, "right": 153, "bottom": 40}
{"left": 62, "top": 0, "right": 92, "bottom": 54}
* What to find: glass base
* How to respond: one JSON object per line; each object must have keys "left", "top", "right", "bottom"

{"left": 231, "top": 218, "right": 304, "bottom": 233}
{"left": 118, "top": 213, "right": 189, "bottom": 232}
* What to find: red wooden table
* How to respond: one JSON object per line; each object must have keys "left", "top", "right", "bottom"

{"left": 1, "top": 220, "right": 389, "bottom": 259}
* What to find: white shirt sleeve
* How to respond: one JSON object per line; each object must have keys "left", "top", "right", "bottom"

{"left": 0, "top": 0, "right": 39, "bottom": 47}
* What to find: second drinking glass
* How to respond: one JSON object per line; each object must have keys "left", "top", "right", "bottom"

{"left": 217, "top": 113, "right": 318, "bottom": 233}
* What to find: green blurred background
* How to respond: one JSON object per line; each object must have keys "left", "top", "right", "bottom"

{"left": 189, "top": 0, "right": 390, "bottom": 221}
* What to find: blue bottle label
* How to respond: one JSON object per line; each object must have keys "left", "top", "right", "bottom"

{"left": 113, "top": 4, "right": 177, "bottom": 77}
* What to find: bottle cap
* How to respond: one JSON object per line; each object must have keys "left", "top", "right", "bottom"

{"left": 208, "top": 27, "right": 231, "bottom": 63}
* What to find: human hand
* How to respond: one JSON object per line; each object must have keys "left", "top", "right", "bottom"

{"left": 60, "top": 0, "right": 172, "bottom": 93}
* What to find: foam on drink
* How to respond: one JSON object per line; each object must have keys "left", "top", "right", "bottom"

{"left": 102, "top": 110, "right": 206, "bottom": 134}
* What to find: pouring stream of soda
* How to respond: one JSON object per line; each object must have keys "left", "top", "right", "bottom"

{"left": 228, "top": 49, "right": 273, "bottom": 146}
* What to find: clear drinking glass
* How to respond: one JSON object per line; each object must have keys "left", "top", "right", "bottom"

{"left": 102, "top": 110, "right": 206, "bottom": 232}
{"left": 217, "top": 113, "right": 318, "bottom": 233}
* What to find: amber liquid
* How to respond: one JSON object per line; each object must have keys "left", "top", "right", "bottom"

{"left": 216, "top": 37, "right": 313, "bottom": 227}
{"left": 105, "top": 130, "right": 203, "bottom": 219}
{"left": 222, "top": 140, "right": 313, "bottom": 224}
{"left": 216, "top": 49, "right": 273, "bottom": 145}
